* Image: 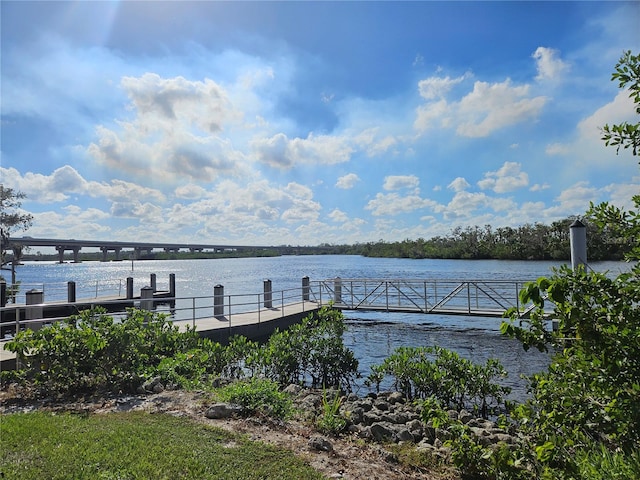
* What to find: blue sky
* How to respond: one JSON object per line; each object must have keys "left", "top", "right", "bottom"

{"left": 2, "top": 1, "right": 639, "bottom": 247}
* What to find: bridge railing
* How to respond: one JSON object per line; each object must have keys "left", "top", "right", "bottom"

{"left": 308, "top": 278, "right": 543, "bottom": 316}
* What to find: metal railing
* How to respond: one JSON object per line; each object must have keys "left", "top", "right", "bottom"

{"left": 1, "top": 277, "right": 552, "bottom": 339}
{"left": 4, "top": 280, "right": 126, "bottom": 305}
{"left": 308, "top": 278, "right": 547, "bottom": 317}
{"left": 0, "top": 284, "right": 316, "bottom": 338}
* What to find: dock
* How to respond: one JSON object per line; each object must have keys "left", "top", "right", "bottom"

{"left": 0, "top": 300, "right": 321, "bottom": 370}
{"left": 1, "top": 275, "right": 550, "bottom": 371}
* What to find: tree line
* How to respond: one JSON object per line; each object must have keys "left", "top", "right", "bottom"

{"left": 351, "top": 216, "right": 632, "bottom": 261}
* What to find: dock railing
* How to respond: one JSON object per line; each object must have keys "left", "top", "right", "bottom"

{"left": 2, "top": 276, "right": 553, "bottom": 339}
{"left": 308, "top": 278, "right": 546, "bottom": 317}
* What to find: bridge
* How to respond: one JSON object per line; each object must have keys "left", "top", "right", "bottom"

{"left": 6, "top": 237, "right": 276, "bottom": 263}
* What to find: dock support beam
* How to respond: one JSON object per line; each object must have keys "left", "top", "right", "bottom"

{"left": 169, "top": 273, "right": 176, "bottom": 298}
{"left": 302, "top": 276, "right": 310, "bottom": 301}
{"left": 126, "top": 277, "right": 134, "bottom": 299}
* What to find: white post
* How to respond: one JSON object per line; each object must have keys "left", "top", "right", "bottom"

{"left": 570, "top": 219, "right": 587, "bottom": 270}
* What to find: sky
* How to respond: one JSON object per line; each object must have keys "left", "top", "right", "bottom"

{"left": 1, "top": 1, "right": 639, "bottom": 247}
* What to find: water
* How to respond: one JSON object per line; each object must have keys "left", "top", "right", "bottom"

{"left": 8, "top": 256, "right": 632, "bottom": 401}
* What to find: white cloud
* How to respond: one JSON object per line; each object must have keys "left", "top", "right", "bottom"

{"left": 415, "top": 75, "right": 547, "bottom": 137}
{"left": 447, "top": 177, "right": 470, "bottom": 192}
{"left": 418, "top": 74, "right": 467, "bottom": 100}
{"left": 336, "top": 173, "right": 360, "bottom": 189}
{"left": 87, "top": 73, "right": 248, "bottom": 183}
{"left": 442, "top": 191, "right": 491, "bottom": 220}
{"left": 174, "top": 184, "right": 208, "bottom": 199}
{"left": 456, "top": 79, "right": 547, "bottom": 137}
{"left": 383, "top": 175, "right": 420, "bottom": 190}
{"left": 530, "top": 183, "right": 550, "bottom": 192}
{"left": 328, "top": 208, "right": 349, "bottom": 223}
{"left": 0, "top": 165, "right": 165, "bottom": 204}
{"left": 252, "top": 132, "right": 353, "bottom": 169}
{"left": 545, "top": 143, "right": 571, "bottom": 156}
{"left": 532, "top": 47, "right": 569, "bottom": 82}
{"left": 365, "top": 192, "right": 438, "bottom": 216}
{"left": 477, "top": 162, "right": 529, "bottom": 193}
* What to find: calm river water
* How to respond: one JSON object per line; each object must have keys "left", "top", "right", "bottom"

{"left": 11, "top": 255, "right": 631, "bottom": 401}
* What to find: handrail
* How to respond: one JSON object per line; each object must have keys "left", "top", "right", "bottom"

{"left": 1, "top": 278, "right": 553, "bottom": 338}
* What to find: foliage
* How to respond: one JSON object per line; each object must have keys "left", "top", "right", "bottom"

{"left": 217, "top": 377, "right": 293, "bottom": 419}
{"left": 259, "top": 307, "right": 359, "bottom": 390}
{"left": 499, "top": 50, "right": 640, "bottom": 477}
{"left": 315, "top": 388, "right": 347, "bottom": 435}
{"left": 357, "top": 217, "right": 628, "bottom": 261}
{"left": 2, "top": 307, "right": 201, "bottom": 395}
{"left": 0, "top": 185, "right": 33, "bottom": 263}
{"left": 601, "top": 50, "right": 640, "bottom": 156}
{"left": 0, "top": 411, "right": 324, "bottom": 480}
{"left": 367, "top": 345, "right": 510, "bottom": 418}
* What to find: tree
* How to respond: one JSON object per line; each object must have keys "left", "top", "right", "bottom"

{"left": 601, "top": 50, "right": 640, "bottom": 157}
{"left": 501, "top": 51, "right": 640, "bottom": 476}
{"left": 0, "top": 185, "right": 34, "bottom": 291}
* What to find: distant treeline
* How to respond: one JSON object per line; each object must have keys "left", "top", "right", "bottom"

{"left": 20, "top": 217, "right": 631, "bottom": 263}
{"left": 348, "top": 217, "right": 631, "bottom": 261}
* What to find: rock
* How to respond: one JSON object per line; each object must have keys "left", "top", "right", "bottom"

{"left": 204, "top": 403, "right": 244, "bottom": 419}
{"left": 370, "top": 422, "right": 397, "bottom": 442}
{"left": 284, "top": 384, "right": 302, "bottom": 395}
{"left": 395, "top": 429, "right": 414, "bottom": 443}
{"left": 458, "top": 409, "right": 474, "bottom": 424}
{"left": 387, "top": 392, "right": 405, "bottom": 405}
{"left": 374, "top": 399, "right": 390, "bottom": 411}
{"left": 309, "top": 435, "right": 333, "bottom": 452}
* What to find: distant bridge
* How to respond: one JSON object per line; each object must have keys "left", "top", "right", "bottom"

{"left": 6, "top": 237, "right": 278, "bottom": 263}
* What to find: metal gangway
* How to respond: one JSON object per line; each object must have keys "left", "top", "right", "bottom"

{"left": 309, "top": 278, "right": 545, "bottom": 318}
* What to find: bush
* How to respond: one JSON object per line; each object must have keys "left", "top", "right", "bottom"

{"left": 367, "top": 345, "right": 510, "bottom": 418}
{"left": 2, "top": 308, "right": 201, "bottom": 395}
{"left": 217, "top": 377, "right": 293, "bottom": 419}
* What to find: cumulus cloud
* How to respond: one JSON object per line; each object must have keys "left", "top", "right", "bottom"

{"left": 477, "top": 162, "right": 529, "bottom": 193}
{"left": 456, "top": 80, "right": 546, "bottom": 137}
{"left": 336, "top": 173, "right": 360, "bottom": 189}
{"left": 0, "top": 165, "right": 165, "bottom": 204}
{"left": 365, "top": 192, "right": 438, "bottom": 216}
{"left": 532, "top": 47, "right": 569, "bottom": 82}
{"left": 174, "top": 183, "right": 208, "bottom": 199}
{"left": 87, "top": 73, "right": 246, "bottom": 182}
{"left": 447, "top": 177, "right": 470, "bottom": 192}
{"left": 418, "top": 74, "right": 467, "bottom": 100}
{"left": 328, "top": 208, "right": 349, "bottom": 223}
{"left": 415, "top": 75, "right": 547, "bottom": 137}
{"left": 383, "top": 175, "right": 420, "bottom": 190}
{"left": 252, "top": 132, "right": 354, "bottom": 169}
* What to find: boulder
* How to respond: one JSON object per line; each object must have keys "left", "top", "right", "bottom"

{"left": 205, "top": 403, "right": 244, "bottom": 419}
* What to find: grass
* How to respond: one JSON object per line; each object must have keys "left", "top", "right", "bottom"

{"left": 1, "top": 411, "right": 325, "bottom": 480}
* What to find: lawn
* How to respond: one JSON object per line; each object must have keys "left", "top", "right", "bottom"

{"left": 1, "top": 411, "right": 325, "bottom": 480}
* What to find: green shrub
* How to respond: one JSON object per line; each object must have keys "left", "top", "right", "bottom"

{"left": 368, "top": 345, "right": 510, "bottom": 418}
{"left": 315, "top": 388, "right": 347, "bottom": 435}
{"left": 259, "top": 307, "right": 359, "bottom": 390}
{"left": 2, "top": 307, "right": 201, "bottom": 395}
{"left": 218, "top": 378, "right": 293, "bottom": 419}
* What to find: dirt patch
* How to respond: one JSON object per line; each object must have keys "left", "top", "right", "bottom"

{"left": 0, "top": 389, "right": 458, "bottom": 480}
